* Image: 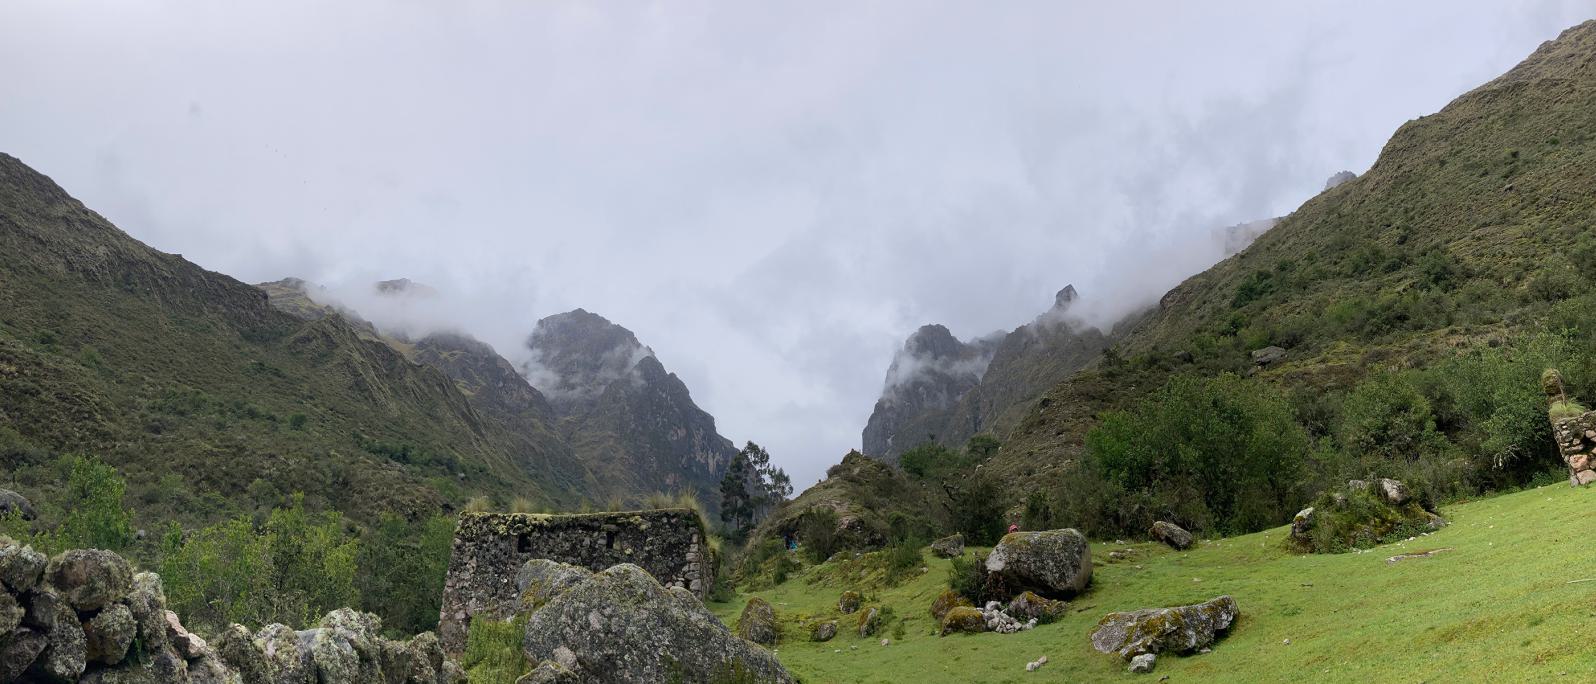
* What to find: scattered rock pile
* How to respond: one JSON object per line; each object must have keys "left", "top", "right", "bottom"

{"left": 0, "top": 537, "right": 463, "bottom": 684}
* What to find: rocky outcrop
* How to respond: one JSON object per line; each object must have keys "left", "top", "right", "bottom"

{"left": 862, "top": 324, "right": 1000, "bottom": 460}
{"left": 1545, "top": 370, "right": 1596, "bottom": 486}
{"left": 517, "top": 562, "right": 792, "bottom": 683}
{"left": 0, "top": 537, "right": 463, "bottom": 684}
{"left": 1090, "top": 596, "right": 1239, "bottom": 661}
{"left": 1290, "top": 480, "right": 1445, "bottom": 553}
{"left": 1150, "top": 522, "right": 1193, "bottom": 551}
{"left": 984, "top": 529, "right": 1092, "bottom": 599}
{"left": 930, "top": 533, "right": 965, "bottom": 558}
{"left": 438, "top": 509, "right": 711, "bottom": 654}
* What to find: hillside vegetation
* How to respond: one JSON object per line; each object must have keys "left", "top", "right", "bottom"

{"left": 713, "top": 482, "right": 1596, "bottom": 683}
{"left": 984, "top": 20, "right": 1596, "bottom": 538}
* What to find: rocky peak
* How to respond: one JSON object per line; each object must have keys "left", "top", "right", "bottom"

{"left": 1053, "top": 284, "right": 1079, "bottom": 310}
{"left": 521, "top": 309, "right": 655, "bottom": 409}
{"left": 1323, "top": 170, "right": 1357, "bottom": 190}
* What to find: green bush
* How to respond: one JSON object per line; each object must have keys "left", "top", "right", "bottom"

{"left": 946, "top": 475, "right": 1006, "bottom": 546}
{"left": 797, "top": 508, "right": 841, "bottom": 564}
{"left": 355, "top": 513, "right": 455, "bottom": 635}
{"left": 946, "top": 555, "right": 984, "bottom": 604}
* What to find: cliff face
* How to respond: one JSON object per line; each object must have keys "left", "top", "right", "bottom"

{"left": 862, "top": 285, "right": 1108, "bottom": 461}
{"left": 522, "top": 310, "right": 736, "bottom": 503}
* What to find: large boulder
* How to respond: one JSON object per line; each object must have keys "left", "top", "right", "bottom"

{"left": 516, "top": 559, "right": 590, "bottom": 613}
{"left": 1150, "top": 521, "right": 1193, "bottom": 551}
{"left": 520, "top": 563, "right": 792, "bottom": 683}
{"left": 735, "top": 597, "right": 778, "bottom": 647}
{"left": 984, "top": 529, "right": 1092, "bottom": 598}
{"left": 46, "top": 549, "right": 132, "bottom": 611}
{"left": 0, "top": 538, "right": 48, "bottom": 593}
{"left": 0, "top": 490, "right": 36, "bottom": 521}
{"left": 930, "top": 533, "right": 965, "bottom": 558}
{"left": 1090, "top": 595, "right": 1238, "bottom": 660}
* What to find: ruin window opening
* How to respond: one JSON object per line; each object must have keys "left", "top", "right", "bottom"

{"left": 605, "top": 531, "right": 617, "bottom": 549}
{"left": 517, "top": 534, "right": 531, "bottom": 553}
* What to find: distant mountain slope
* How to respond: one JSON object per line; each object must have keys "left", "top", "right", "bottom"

{"left": 0, "top": 153, "right": 574, "bottom": 525}
{"left": 994, "top": 20, "right": 1596, "bottom": 490}
{"left": 862, "top": 286, "right": 1109, "bottom": 460}
{"left": 522, "top": 309, "right": 737, "bottom": 503}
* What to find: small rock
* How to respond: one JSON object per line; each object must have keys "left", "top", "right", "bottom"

{"left": 1129, "top": 653, "right": 1156, "bottom": 673}
{"left": 930, "top": 533, "right": 965, "bottom": 558}
{"left": 1150, "top": 521, "right": 1193, "bottom": 550}
{"left": 810, "top": 620, "right": 837, "bottom": 642}
{"left": 1377, "top": 479, "right": 1410, "bottom": 506}
{"left": 1250, "top": 346, "right": 1286, "bottom": 366}
{"left": 879, "top": 639, "right": 889, "bottom": 647}
{"left": 164, "top": 610, "right": 209, "bottom": 659}
{"left": 856, "top": 606, "right": 881, "bottom": 637}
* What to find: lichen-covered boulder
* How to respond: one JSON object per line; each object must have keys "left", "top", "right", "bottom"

{"left": 515, "top": 559, "right": 590, "bottom": 613}
{"left": 520, "top": 564, "right": 792, "bottom": 683}
{"left": 984, "top": 529, "right": 1092, "bottom": 599}
{"left": 0, "top": 490, "right": 36, "bottom": 521}
{"left": 46, "top": 549, "right": 132, "bottom": 611}
{"left": 0, "top": 539, "right": 48, "bottom": 593}
{"left": 810, "top": 620, "right": 837, "bottom": 642}
{"left": 0, "top": 627, "right": 47, "bottom": 682}
{"left": 0, "top": 591, "right": 22, "bottom": 635}
{"left": 929, "top": 589, "right": 972, "bottom": 622}
{"left": 1090, "top": 595, "right": 1238, "bottom": 660}
{"left": 84, "top": 603, "right": 136, "bottom": 665}
{"left": 308, "top": 608, "right": 386, "bottom": 684}
{"left": 930, "top": 533, "right": 965, "bottom": 558}
{"left": 187, "top": 654, "right": 238, "bottom": 684}
{"left": 213, "top": 623, "right": 269, "bottom": 684}
{"left": 26, "top": 589, "right": 87, "bottom": 681}
{"left": 735, "top": 597, "right": 778, "bottom": 646}
{"left": 253, "top": 623, "right": 314, "bottom": 684}
{"left": 837, "top": 590, "right": 862, "bottom": 614}
{"left": 855, "top": 606, "right": 880, "bottom": 637}
{"left": 1289, "top": 507, "right": 1315, "bottom": 543}
{"left": 939, "top": 606, "right": 985, "bottom": 636}
{"left": 1150, "top": 521, "right": 1193, "bottom": 551}
{"left": 1005, "top": 591, "right": 1067, "bottom": 624}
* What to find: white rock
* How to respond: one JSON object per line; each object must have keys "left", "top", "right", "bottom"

{"left": 1129, "top": 653, "right": 1156, "bottom": 673}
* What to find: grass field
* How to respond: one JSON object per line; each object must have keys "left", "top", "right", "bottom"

{"left": 710, "top": 483, "right": 1596, "bottom": 683}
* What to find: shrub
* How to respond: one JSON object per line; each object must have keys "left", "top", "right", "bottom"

{"left": 55, "top": 455, "right": 135, "bottom": 552}
{"left": 797, "top": 508, "right": 841, "bottom": 564}
{"left": 946, "top": 474, "right": 1006, "bottom": 546}
{"left": 355, "top": 513, "right": 455, "bottom": 636}
{"left": 946, "top": 555, "right": 984, "bottom": 604}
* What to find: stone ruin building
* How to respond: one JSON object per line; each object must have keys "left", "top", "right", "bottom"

{"left": 1544, "top": 369, "right": 1596, "bottom": 487}
{"left": 436, "top": 508, "right": 711, "bottom": 654}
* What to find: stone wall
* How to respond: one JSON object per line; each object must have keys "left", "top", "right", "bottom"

{"left": 437, "top": 508, "right": 710, "bottom": 654}
{"left": 1544, "top": 368, "right": 1596, "bottom": 487}
{"left": 1551, "top": 413, "right": 1596, "bottom": 486}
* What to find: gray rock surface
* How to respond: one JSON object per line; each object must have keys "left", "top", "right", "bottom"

{"left": 736, "top": 597, "right": 778, "bottom": 646}
{"left": 520, "top": 563, "right": 792, "bottom": 683}
{"left": 1091, "top": 595, "right": 1238, "bottom": 660}
{"left": 47, "top": 550, "right": 132, "bottom": 611}
{"left": 1150, "top": 521, "right": 1193, "bottom": 550}
{"left": 1377, "top": 478, "right": 1410, "bottom": 506}
{"left": 810, "top": 620, "right": 837, "bottom": 642}
{"left": 1251, "top": 346, "right": 1287, "bottom": 366}
{"left": 984, "top": 529, "right": 1092, "bottom": 598}
{"left": 0, "top": 490, "right": 36, "bottom": 521}
{"left": 0, "top": 539, "right": 48, "bottom": 593}
{"left": 1129, "top": 653, "right": 1157, "bottom": 673}
{"left": 0, "top": 627, "right": 47, "bottom": 682}
{"left": 83, "top": 604, "right": 135, "bottom": 665}
{"left": 930, "top": 533, "right": 965, "bottom": 558}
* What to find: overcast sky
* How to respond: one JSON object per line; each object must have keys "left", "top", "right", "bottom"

{"left": 3, "top": 1, "right": 1593, "bottom": 487}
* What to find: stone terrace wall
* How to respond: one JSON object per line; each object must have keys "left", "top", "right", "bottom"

{"left": 1551, "top": 412, "right": 1596, "bottom": 486}
{"left": 437, "top": 508, "right": 709, "bottom": 654}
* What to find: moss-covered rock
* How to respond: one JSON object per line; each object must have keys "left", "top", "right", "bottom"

{"left": 930, "top": 533, "right": 965, "bottom": 558}
{"left": 1005, "top": 591, "right": 1068, "bottom": 624}
{"left": 984, "top": 529, "right": 1091, "bottom": 598}
{"left": 939, "top": 606, "right": 986, "bottom": 636}
{"left": 1090, "top": 595, "right": 1238, "bottom": 660}
{"left": 809, "top": 620, "right": 837, "bottom": 642}
{"left": 837, "top": 590, "right": 862, "bottom": 614}
{"left": 1290, "top": 480, "right": 1444, "bottom": 553}
{"left": 736, "top": 597, "right": 778, "bottom": 646}
{"left": 1150, "top": 521, "right": 1193, "bottom": 550}
{"left": 929, "top": 589, "right": 973, "bottom": 622}
{"left": 856, "top": 606, "right": 881, "bottom": 637}
{"left": 45, "top": 549, "right": 131, "bottom": 611}
{"left": 82, "top": 603, "right": 135, "bottom": 665}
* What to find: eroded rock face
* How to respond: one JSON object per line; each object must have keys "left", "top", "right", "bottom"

{"left": 735, "top": 597, "right": 778, "bottom": 647}
{"left": 0, "top": 627, "right": 47, "bottom": 682}
{"left": 1090, "top": 595, "right": 1238, "bottom": 660}
{"left": 984, "top": 529, "right": 1092, "bottom": 599}
{"left": 930, "top": 533, "right": 965, "bottom": 558}
{"left": 520, "top": 563, "right": 792, "bottom": 683}
{"left": 1150, "top": 522, "right": 1193, "bottom": 551}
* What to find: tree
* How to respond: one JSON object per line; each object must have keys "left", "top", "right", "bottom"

{"left": 719, "top": 441, "right": 792, "bottom": 541}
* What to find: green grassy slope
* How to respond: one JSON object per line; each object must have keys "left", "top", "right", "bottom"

{"left": 0, "top": 152, "right": 584, "bottom": 526}
{"left": 713, "top": 483, "right": 1596, "bottom": 683}
{"left": 992, "top": 20, "right": 1596, "bottom": 493}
